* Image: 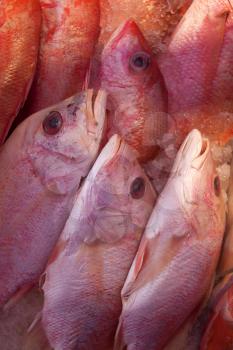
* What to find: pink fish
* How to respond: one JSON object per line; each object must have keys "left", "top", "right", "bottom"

{"left": 159, "top": 0, "right": 233, "bottom": 145}
{"left": 0, "top": 0, "right": 41, "bottom": 143}
{"left": 114, "top": 129, "right": 226, "bottom": 350}
{"left": 99, "top": 20, "right": 167, "bottom": 162}
{"left": 42, "top": 134, "right": 156, "bottom": 350}
{"left": 0, "top": 89, "right": 106, "bottom": 307}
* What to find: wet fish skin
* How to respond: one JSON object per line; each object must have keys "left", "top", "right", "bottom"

{"left": 0, "top": 89, "right": 106, "bottom": 307}
{"left": 114, "top": 129, "right": 226, "bottom": 350}
{"left": 100, "top": 20, "right": 168, "bottom": 162}
{"left": 0, "top": 0, "right": 41, "bottom": 143}
{"left": 20, "top": 0, "right": 100, "bottom": 118}
{"left": 42, "top": 135, "right": 156, "bottom": 350}
{"left": 159, "top": 0, "right": 233, "bottom": 145}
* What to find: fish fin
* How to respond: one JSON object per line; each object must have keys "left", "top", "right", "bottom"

{"left": 23, "top": 316, "right": 51, "bottom": 350}
{"left": 82, "top": 59, "right": 92, "bottom": 91}
{"left": 3, "top": 284, "right": 33, "bottom": 311}
{"left": 121, "top": 238, "right": 149, "bottom": 299}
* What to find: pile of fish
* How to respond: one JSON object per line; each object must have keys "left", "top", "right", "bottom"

{"left": 1, "top": 0, "right": 233, "bottom": 349}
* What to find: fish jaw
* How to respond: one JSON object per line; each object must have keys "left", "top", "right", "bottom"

{"left": 100, "top": 20, "right": 168, "bottom": 162}
{"left": 114, "top": 129, "right": 226, "bottom": 350}
{"left": 0, "top": 0, "right": 41, "bottom": 143}
{"left": 42, "top": 135, "right": 156, "bottom": 350}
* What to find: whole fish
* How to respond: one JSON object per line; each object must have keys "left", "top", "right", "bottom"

{"left": 0, "top": 0, "right": 41, "bottom": 143}
{"left": 42, "top": 134, "right": 156, "bottom": 350}
{"left": 99, "top": 20, "right": 167, "bottom": 162}
{"left": 0, "top": 89, "right": 106, "bottom": 307}
{"left": 159, "top": 0, "right": 233, "bottom": 145}
{"left": 114, "top": 129, "right": 226, "bottom": 350}
{"left": 18, "top": 0, "right": 100, "bottom": 119}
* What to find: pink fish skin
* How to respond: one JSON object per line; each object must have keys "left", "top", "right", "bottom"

{"left": 159, "top": 0, "right": 233, "bottom": 145}
{"left": 114, "top": 129, "right": 226, "bottom": 350}
{"left": 99, "top": 20, "right": 168, "bottom": 163}
{"left": 0, "top": 0, "right": 41, "bottom": 143}
{"left": 42, "top": 135, "right": 156, "bottom": 350}
{"left": 0, "top": 89, "right": 106, "bottom": 307}
{"left": 19, "top": 0, "right": 100, "bottom": 118}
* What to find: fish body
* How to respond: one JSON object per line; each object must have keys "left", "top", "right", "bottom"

{"left": 115, "top": 129, "right": 226, "bottom": 350}
{"left": 42, "top": 135, "right": 156, "bottom": 350}
{"left": 0, "top": 89, "right": 106, "bottom": 307}
{"left": 99, "top": 20, "right": 167, "bottom": 162}
{"left": 20, "top": 0, "right": 100, "bottom": 118}
{"left": 159, "top": 0, "right": 233, "bottom": 145}
{"left": 0, "top": 0, "right": 41, "bottom": 143}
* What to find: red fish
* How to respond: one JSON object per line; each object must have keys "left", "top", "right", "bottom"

{"left": 42, "top": 135, "right": 156, "bottom": 350}
{"left": 0, "top": 89, "right": 106, "bottom": 307}
{"left": 19, "top": 0, "right": 100, "bottom": 118}
{"left": 114, "top": 129, "right": 226, "bottom": 350}
{"left": 159, "top": 0, "right": 233, "bottom": 145}
{"left": 0, "top": 0, "right": 41, "bottom": 143}
{"left": 99, "top": 20, "right": 167, "bottom": 162}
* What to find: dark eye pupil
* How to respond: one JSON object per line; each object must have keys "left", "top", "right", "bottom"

{"left": 43, "top": 111, "right": 63, "bottom": 135}
{"left": 214, "top": 176, "right": 221, "bottom": 196}
{"left": 130, "top": 177, "right": 145, "bottom": 199}
{"left": 130, "top": 52, "right": 150, "bottom": 71}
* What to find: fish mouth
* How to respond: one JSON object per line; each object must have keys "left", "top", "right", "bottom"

{"left": 89, "top": 134, "right": 123, "bottom": 178}
{"left": 172, "top": 129, "right": 210, "bottom": 175}
{"left": 103, "top": 19, "right": 142, "bottom": 52}
{"left": 86, "top": 89, "right": 107, "bottom": 136}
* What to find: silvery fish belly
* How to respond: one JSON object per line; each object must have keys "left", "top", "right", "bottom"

{"left": 42, "top": 134, "right": 156, "bottom": 350}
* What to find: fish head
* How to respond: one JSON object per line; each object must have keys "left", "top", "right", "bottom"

{"left": 101, "top": 19, "right": 162, "bottom": 91}
{"left": 18, "top": 89, "right": 107, "bottom": 195}
{"left": 81, "top": 134, "right": 156, "bottom": 244}
{"left": 100, "top": 20, "right": 167, "bottom": 162}
{"left": 169, "top": 129, "right": 226, "bottom": 235}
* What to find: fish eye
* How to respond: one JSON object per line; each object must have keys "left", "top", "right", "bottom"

{"left": 130, "top": 52, "right": 151, "bottom": 71}
{"left": 43, "top": 111, "right": 63, "bottom": 135}
{"left": 214, "top": 176, "right": 221, "bottom": 196}
{"left": 130, "top": 177, "right": 145, "bottom": 199}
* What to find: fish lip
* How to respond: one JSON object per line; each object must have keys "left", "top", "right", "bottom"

{"left": 88, "top": 134, "right": 123, "bottom": 178}
{"left": 102, "top": 19, "right": 140, "bottom": 53}
{"left": 171, "top": 129, "right": 210, "bottom": 175}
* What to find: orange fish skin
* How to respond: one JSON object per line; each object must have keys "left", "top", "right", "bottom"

{"left": 20, "top": 0, "right": 100, "bottom": 117}
{"left": 200, "top": 274, "right": 233, "bottom": 350}
{"left": 0, "top": 0, "right": 41, "bottom": 144}
{"left": 100, "top": 20, "right": 168, "bottom": 163}
{"left": 159, "top": 0, "right": 233, "bottom": 146}
{"left": 95, "top": 0, "right": 191, "bottom": 58}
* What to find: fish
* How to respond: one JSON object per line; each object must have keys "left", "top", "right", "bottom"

{"left": 0, "top": 89, "right": 106, "bottom": 307}
{"left": 99, "top": 20, "right": 168, "bottom": 162}
{"left": 114, "top": 129, "right": 226, "bottom": 350}
{"left": 0, "top": 0, "right": 41, "bottom": 143}
{"left": 17, "top": 0, "right": 100, "bottom": 120}
{"left": 158, "top": 0, "right": 233, "bottom": 145}
{"left": 41, "top": 134, "right": 156, "bottom": 350}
